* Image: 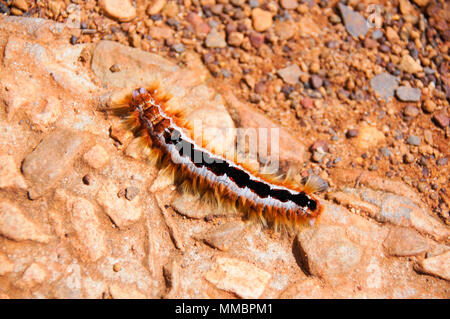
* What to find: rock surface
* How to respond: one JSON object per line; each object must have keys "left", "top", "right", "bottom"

{"left": 0, "top": 17, "right": 448, "bottom": 299}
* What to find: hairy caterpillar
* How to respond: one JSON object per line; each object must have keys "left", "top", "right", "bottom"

{"left": 109, "top": 85, "right": 326, "bottom": 230}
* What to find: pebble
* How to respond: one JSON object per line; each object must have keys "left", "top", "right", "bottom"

{"left": 97, "top": 180, "right": 143, "bottom": 228}
{"left": 421, "top": 100, "right": 436, "bottom": 113}
{"left": 383, "top": 227, "right": 428, "bottom": 257}
{"left": 0, "top": 155, "right": 27, "bottom": 190}
{"left": 0, "top": 201, "right": 50, "bottom": 243}
{"left": 12, "top": 0, "right": 28, "bottom": 12}
{"left": 280, "top": 0, "right": 298, "bottom": 10}
{"left": 205, "top": 29, "right": 226, "bottom": 48}
{"left": 195, "top": 221, "right": 245, "bottom": 251}
{"left": 338, "top": 3, "right": 369, "bottom": 37}
{"left": 396, "top": 86, "right": 421, "bottom": 102}
{"left": 227, "top": 32, "right": 244, "bottom": 47}
{"left": 370, "top": 72, "right": 399, "bottom": 100}
{"left": 399, "top": 55, "right": 423, "bottom": 74}
{"left": 379, "top": 147, "right": 393, "bottom": 157}
{"left": 251, "top": 8, "right": 273, "bottom": 32}
{"left": 346, "top": 129, "right": 359, "bottom": 138}
{"left": 146, "top": 0, "right": 166, "bottom": 15}
{"left": 186, "top": 13, "right": 210, "bottom": 35}
{"left": 68, "top": 196, "right": 107, "bottom": 262}
{"left": 403, "top": 153, "right": 415, "bottom": 164}
{"left": 99, "top": 0, "right": 137, "bottom": 22}
{"left": 22, "top": 129, "right": 85, "bottom": 199}
{"left": 277, "top": 64, "right": 301, "bottom": 85}
{"left": 406, "top": 135, "right": 421, "bottom": 146}
{"left": 249, "top": 32, "right": 264, "bottom": 48}
{"left": 403, "top": 105, "right": 419, "bottom": 117}
{"left": 204, "top": 257, "right": 272, "bottom": 299}
{"left": 274, "top": 21, "right": 295, "bottom": 40}
{"left": 432, "top": 112, "right": 449, "bottom": 128}
{"left": 417, "top": 251, "right": 450, "bottom": 281}
{"left": 109, "top": 64, "right": 120, "bottom": 72}
{"left": 355, "top": 126, "right": 385, "bottom": 150}
{"left": 16, "top": 263, "right": 47, "bottom": 289}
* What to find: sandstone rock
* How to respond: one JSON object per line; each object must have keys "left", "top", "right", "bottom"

{"left": 370, "top": 72, "right": 399, "bottom": 100}
{"left": 99, "top": 0, "right": 136, "bottom": 22}
{"left": 96, "top": 180, "right": 143, "bottom": 228}
{"left": 146, "top": 0, "right": 166, "bottom": 15}
{"left": 16, "top": 263, "right": 47, "bottom": 289}
{"left": 195, "top": 221, "right": 245, "bottom": 251}
{"left": 30, "top": 96, "right": 62, "bottom": 131}
{"left": 83, "top": 145, "right": 110, "bottom": 169}
{"left": 0, "top": 253, "right": 14, "bottom": 276}
{"left": 396, "top": 86, "right": 421, "bottom": 102}
{"left": 417, "top": 251, "right": 450, "bottom": 281}
{"left": 280, "top": 0, "right": 298, "bottom": 10}
{"left": 355, "top": 125, "right": 385, "bottom": 150}
{"left": 205, "top": 257, "right": 272, "bottom": 298}
{"left": 206, "top": 29, "right": 227, "bottom": 48}
{"left": 186, "top": 13, "right": 210, "bottom": 35}
{"left": 149, "top": 26, "right": 174, "bottom": 40}
{"left": 383, "top": 227, "right": 429, "bottom": 256}
{"left": 252, "top": 8, "right": 273, "bottom": 32}
{"left": 69, "top": 196, "right": 107, "bottom": 262}
{"left": 338, "top": 3, "right": 369, "bottom": 37}
{"left": 109, "top": 284, "right": 146, "bottom": 299}
{"left": 0, "top": 155, "right": 27, "bottom": 190}
{"left": 274, "top": 21, "right": 296, "bottom": 40}
{"left": 171, "top": 192, "right": 217, "bottom": 219}
{"left": 399, "top": 55, "right": 423, "bottom": 74}
{"left": 22, "top": 129, "right": 85, "bottom": 199}
{"left": 0, "top": 201, "right": 50, "bottom": 243}
{"left": 296, "top": 226, "right": 362, "bottom": 280}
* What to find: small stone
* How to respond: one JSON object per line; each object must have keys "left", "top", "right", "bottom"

{"left": 0, "top": 155, "right": 27, "bottom": 190}
{"left": 417, "top": 251, "right": 450, "bottom": 281}
{"left": 146, "top": 0, "right": 166, "bottom": 15}
{"left": 16, "top": 263, "right": 47, "bottom": 290}
{"left": 403, "top": 105, "right": 419, "bottom": 117}
{"left": 0, "top": 253, "right": 14, "bottom": 276}
{"left": 125, "top": 187, "right": 139, "bottom": 201}
{"left": 251, "top": 8, "right": 273, "bottom": 32}
{"left": 280, "top": 0, "right": 298, "bottom": 10}
{"left": 423, "top": 130, "right": 433, "bottom": 144}
{"left": 300, "top": 97, "right": 313, "bottom": 109}
{"left": 277, "top": 64, "right": 301, "bottom": 85}
{"left": 22, "top": 129, "right": 85, "bottom": 199}
{"left": 149, "top": 26, "right": 174, "bottom": 40}
{"left": 422, "top": 100, "right": 435, "bottom": 113}
{"left": 310, "top": 75, "right": 323, "bottom": 89}
{"left": 0, "top": 201, "right": 50, "bottom": 243}
{"left": 99, "top": 0, "right": 136, "bottom": 22}
{"left": 385, "top": 27, "right": 400, "bottom": 43}
{"left": 204, "top": 257, "right": 272, "bottom": 299}
{"left": 432, "top": 112, "right": 449, "bottom": 128}
{"left": 206, "top": 29, "right": 227, "bottom": 48}
{"left": 406, "top": 135, "right": 421, "bottom": 146}
{"left": 227, "top": 32, "right": 244, "bottom": 47}
{"left": 309, "top": 62, "right": 320, "bottom": 73}
{"left": 195, "top": 221, "right": 245, "bottom": 251}
{"left": 186, "top": 13, "right": 210, "bottom": 35}
{"left": 399, "top": 55, "right": 423, "bottom": 74}
{"left": 417, "top": 182, "right": 427, "bottom": 193}
{"left": 249, "top": 32, "right": 264, "bottom": 48}
{"left": 338, "top": 3, "right": 369, "bottom": 37}
{"left": 379, "top": 147, "right": 393, "bottom": 157}
{"left": 346, "top": 129, "right": 359, "bottom": 138}
{"left": 310, "top": 140, "right": 329, "bottom": 153}
{"left": 396, "top": 86, "right": 421, "bottom": 102}
{"left": 312, "top": 150, "right": 325, "bottom": 163}
{"left": 383, "top": 227, "right": 429, "bottom": 256}
{"left": 83, "top": 145, "right": 110, "bottom": 169}
{"left": 70, "top": 35, "right": 78, "bottom": 45}
{"left": 296, "top": 226, "right": 362, "bottom": 280}
{"left": 69, "top": 196, "right": 107, "bottom": 262}
{"left": 30, "top": 96, "right": 62, "bottom": 131}
{"left": 82, "top": 174, "right": 92, "bottom": 185}
{"left": 370, "top": 73, "right": 399, "bottom": 100}
{"left": 364, "top": 37, "right": 378, "bottom": 49}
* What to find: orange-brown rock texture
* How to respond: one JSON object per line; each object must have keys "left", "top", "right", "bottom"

{"left": 0, "top": 16, "right": 448, "bottom": 299}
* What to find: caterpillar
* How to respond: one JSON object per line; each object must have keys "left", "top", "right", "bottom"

{"left": 109, "top": 85, "right": 326, "bottom": 230}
